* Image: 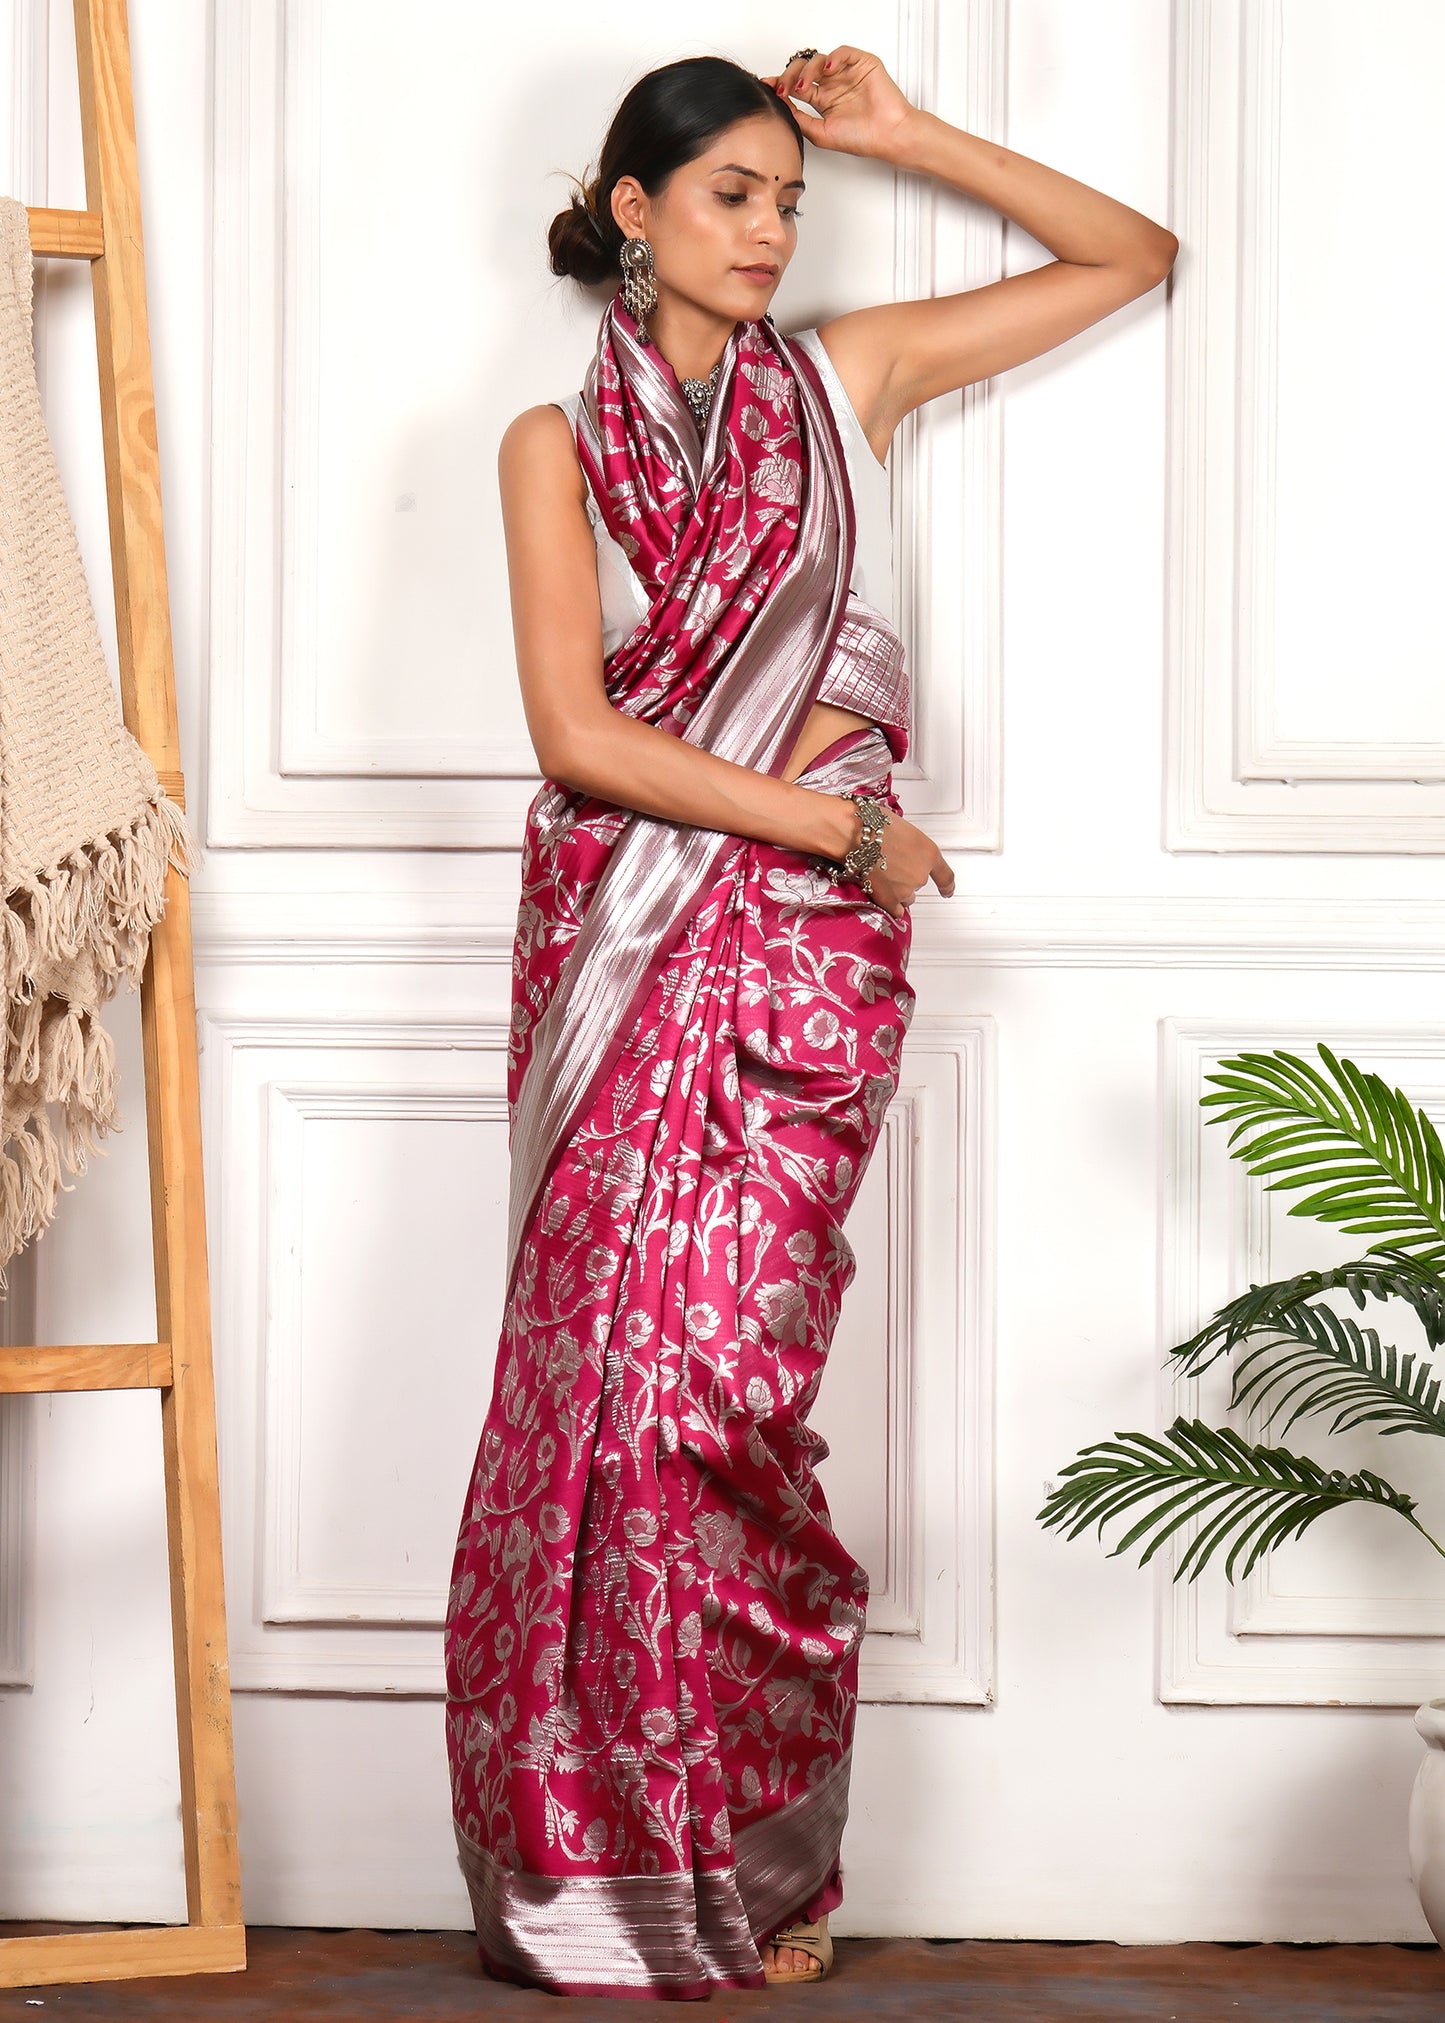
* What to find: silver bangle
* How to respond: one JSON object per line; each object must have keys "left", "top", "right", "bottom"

{"left": 812, "top": 792, "right": 890, "bottom": 895}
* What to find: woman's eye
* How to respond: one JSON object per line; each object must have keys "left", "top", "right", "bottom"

{"left": 716, "top": 190, "right": 801, "bottom": 218}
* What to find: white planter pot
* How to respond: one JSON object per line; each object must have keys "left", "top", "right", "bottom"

{"left": 1410, "top": 1699, "right": 1445, "bottom": 1946}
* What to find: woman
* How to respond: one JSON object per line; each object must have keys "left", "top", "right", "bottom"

{"left": 445, "top": 45, "right": 1175, "bottom": 1999}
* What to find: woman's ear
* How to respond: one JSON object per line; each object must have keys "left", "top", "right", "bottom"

{"left": 610, "top": 175, "right": 647, "bottom": 239}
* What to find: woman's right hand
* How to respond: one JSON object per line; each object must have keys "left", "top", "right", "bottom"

{"left": 850, "top": 806, "right": 955, "bottom": 922}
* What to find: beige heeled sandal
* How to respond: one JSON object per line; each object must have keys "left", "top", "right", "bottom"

{"left": 760, "top": 1912, "right": 832, "bottom": 1984}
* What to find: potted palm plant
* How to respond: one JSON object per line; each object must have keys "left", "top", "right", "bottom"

{"left": 1038, "top": 1043, "right": 1445, "bottom": 1943}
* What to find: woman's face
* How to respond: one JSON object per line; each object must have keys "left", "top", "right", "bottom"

{"left": 611, "top": 111, "right": 804, "bottom": 325}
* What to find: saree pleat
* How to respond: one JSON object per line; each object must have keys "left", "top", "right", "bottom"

{"left": 445, "top": 298, "right": 916, "bottom": 1998}
{"left": 446, "top": 727, "right": 913, "bottom": 1998}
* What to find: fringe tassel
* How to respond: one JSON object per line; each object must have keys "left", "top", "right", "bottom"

{"left": 0, "top": 789, "right": 197, "bottom": 1289}
{"left": 39, "top": 1000, "right": 89, "bottom": 1109}
{"left": 2, "top": 788, "right": 197, "bottom": 998}
{"left": 3, "top": 1111, "right": 64, "bottom": 1247}
{"left": 153, "top": 790, "right": 202, "bottom": 880}
{"left": 0, "top": 1149, "right": 22, "bottom": 1296}
{"left": 8, "top": 991, "right": 42, "bottom": 1084}
{"left": 1, "top": 899, "right": 27, "bottom": 994}
{"left": 81, "top": 1009, "right": 117, "bottom": 1117}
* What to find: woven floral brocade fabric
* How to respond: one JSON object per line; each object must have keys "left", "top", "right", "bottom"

{"left": 445, "top": 751, "right": 914, "bottom": 1994}
{"left": 444, "top": 295, "right": 916, "bottom": 1999}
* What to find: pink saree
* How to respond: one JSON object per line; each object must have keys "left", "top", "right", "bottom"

{"left": 444, "top": 295, "right": 915, "bottom": 1999}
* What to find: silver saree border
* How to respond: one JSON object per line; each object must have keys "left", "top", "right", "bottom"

{"left": 502, "top": 310, "right": 860, "bottom": 1294}
{"left": 454, "top": 1743, "right": 854, "bottom": 1992}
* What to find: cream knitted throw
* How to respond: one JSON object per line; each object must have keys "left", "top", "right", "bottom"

{"left": 0, "top": 192, "right": 197, "bottom": 1290}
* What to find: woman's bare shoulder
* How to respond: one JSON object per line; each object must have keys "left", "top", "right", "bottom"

{"left": 498, "top": 401, "right": 585, "bottom": 500}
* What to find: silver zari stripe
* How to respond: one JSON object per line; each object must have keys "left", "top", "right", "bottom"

{"left": 792, "top": 723, "right": 894, "bottom": 798}
{"left": 503, "top": 317, "right": 858, "bottom": 1291}
{"left": 454, "top": 1744, "right": 853, "bottom": 1990}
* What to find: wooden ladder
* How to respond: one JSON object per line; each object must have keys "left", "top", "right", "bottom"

{"left": 0, "top": 0, "right": 245, "bottom": 1989}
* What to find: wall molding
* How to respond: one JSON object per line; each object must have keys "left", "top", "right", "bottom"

{"left": 201, "top": 1011, "right": 510, "bottom": 1691}
{"left": 1164, "top": 0, "right": 1445, "bottom": 848}
{"left": 205, "top": 0, "right": 1005, "bottom": 850}
{"left": 886, "top": 0, "right": 1005, "bottom": 848}
{"left": 192, "top": 888, "right": 1445, "bottom": 971}
{"left": 1233, "top": 0, "right": 1445, "bottom": 785}
{"left": 200, "top": 1003, "right": 995, "bottom": 1702}
{"left": 260, "top": 1079, "right": 512, "bottom": 1627}
{"left": 860, "top": 1016, "right": 997, "bottom": 1704}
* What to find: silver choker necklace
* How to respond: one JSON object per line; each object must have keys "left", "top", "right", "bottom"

{"left": 680, "top": 361, "right": 723, "bottom": 430}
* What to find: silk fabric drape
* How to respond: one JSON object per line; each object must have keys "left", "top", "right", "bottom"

{"left": 445, "top": 298, "right": 915, "bottom": 1998}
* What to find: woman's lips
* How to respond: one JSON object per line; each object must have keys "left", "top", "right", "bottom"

{"left": 735, "top": 265, "right": 777, "bottom": 284}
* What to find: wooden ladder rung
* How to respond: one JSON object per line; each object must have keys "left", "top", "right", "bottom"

{"left": 25, "top": 204, "right": 104, "bottom": 259}
{"left": 0, "top": 1922, "right": 246, "bottom": 1987}
{"left": 0, "top": 1342, "right": 173, "bottom": 1393}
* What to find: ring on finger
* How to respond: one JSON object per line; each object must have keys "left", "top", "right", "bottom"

{"left": 787, "top": 46, "right": 820, "bottom": 65}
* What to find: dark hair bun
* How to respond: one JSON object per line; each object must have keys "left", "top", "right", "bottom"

{"left": 548, "top": 183, "right": 617, "bottom": 287}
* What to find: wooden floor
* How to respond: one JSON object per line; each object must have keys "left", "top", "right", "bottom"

{"left": 1, "top": 1927, "right": 1444, "bottom": 2020}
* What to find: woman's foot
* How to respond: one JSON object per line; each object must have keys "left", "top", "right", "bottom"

{"left": 761, "top": 1936, "right": 818, "bottom": 1977}
{"left": 759, "top": 1913, "right": 832, "bottom": 1983}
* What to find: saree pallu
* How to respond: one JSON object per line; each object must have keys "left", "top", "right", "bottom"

{"left": 446, "top": 720, "right": 913, "bottom": 1999}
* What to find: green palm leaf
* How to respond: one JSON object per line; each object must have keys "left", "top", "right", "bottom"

{"left": 1200, "top": 1044, "right": 1445, "bottom": 1252}
{"left": 1223, "top": 1299, "right": 1445, "bottom": 1441}
{"left": 1037, "top": 1416, "right": 1430, "bottom": 1583}
{"left": 1173, "top": 1245, "right": 1445, "bottom": 1376}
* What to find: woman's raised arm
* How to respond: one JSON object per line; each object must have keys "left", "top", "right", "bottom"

{"left": 763, "top": 45, "right": 1178, "bottom": 462}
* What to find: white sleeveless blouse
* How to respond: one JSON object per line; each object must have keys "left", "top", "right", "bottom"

{"left": 551, "top": 325, "right": 896, "bottom": 660}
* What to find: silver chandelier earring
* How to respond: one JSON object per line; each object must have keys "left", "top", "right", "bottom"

{"left": 619, "top": 236, "right": 657, "bottom": 344}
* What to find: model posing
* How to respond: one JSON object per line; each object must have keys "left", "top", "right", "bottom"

{"left": 444, "top": 44, "right": 1175, "bottom": 2000}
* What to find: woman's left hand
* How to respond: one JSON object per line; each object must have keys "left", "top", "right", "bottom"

{"left": 759, "top": 46, "right": 920, "bottom": 160}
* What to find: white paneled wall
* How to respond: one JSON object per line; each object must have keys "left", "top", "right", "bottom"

{"left": 1167, "top": 0, "right": 1445, "bottom": 845}
{"left": 206, "top": 0, "right": 1001, "bottom": 848}
{"left": 2, "top": 0, "right": 1442, "bottom": 1947}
